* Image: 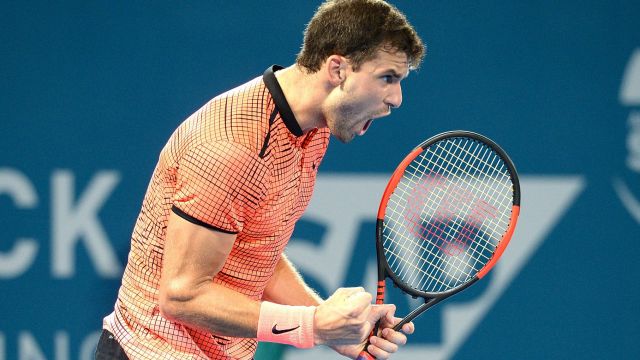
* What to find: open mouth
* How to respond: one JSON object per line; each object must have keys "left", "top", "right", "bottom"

{"left": 358, "top": 119, "right": 373, "bottom": 136}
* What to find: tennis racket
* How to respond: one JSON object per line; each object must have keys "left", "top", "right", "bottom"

{"left": 357, "top": 130, "right": 520, "bottom": 360}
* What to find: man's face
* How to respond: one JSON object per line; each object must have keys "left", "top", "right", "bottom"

{"left": 324, "top": 49, "right": 410, "bottom": 143}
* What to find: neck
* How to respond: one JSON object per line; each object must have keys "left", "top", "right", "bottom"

{"left": 274, "top": 65, "right": 328, "bottom": 133}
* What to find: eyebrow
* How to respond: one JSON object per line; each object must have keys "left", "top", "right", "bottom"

{"left": 386, "top": 69, "right": 408, "bottom": 80}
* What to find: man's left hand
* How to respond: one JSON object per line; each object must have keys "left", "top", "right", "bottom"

{"left": 330, "top": 304, "right": 415, "bottom": 359}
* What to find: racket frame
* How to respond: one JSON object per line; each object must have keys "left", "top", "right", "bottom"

{"left": 374, "top": 130, "right": 521, "bottom": 327}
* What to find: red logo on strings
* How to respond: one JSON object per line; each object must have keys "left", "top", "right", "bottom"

{"left": 405, "top": 175, "right": 497, "bottom": 256}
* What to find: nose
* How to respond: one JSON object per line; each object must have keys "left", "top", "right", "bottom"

{"left": 385, "top": 83, "right": 403, "bottom": 109}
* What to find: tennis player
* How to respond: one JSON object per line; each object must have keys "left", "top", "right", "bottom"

{"left": 97, "top": 0, "right": 425, "bottom": 359}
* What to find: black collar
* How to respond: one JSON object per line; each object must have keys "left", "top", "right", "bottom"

{"left": 263, "top": 65, "right": 303, "bottom": 137}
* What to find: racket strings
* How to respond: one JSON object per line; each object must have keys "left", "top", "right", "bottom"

{"left": 432, "top": 140, "right": 513, "bottom": 215}
{"left": 408, "top": 144, "right": 508, "bottom": 284}
{"left": 428, "top": 140, "right": 513, "bottom": 239}
{"left": 383, "top": 137, "right": 515, "bottom": 293}
{"left": 387, "top": 174, "right": 486, "bottom": 289}
{"left": 391, "top": 145, "right": 509, "bottom": 260}
{"left": 406, "top": 143, "right": 512, "bottom": 229}
{"left": 414, "top": 140, "right": 513, "bottom": 239}
{"left": 410, "top": 142, "right": 510, "bottom": 282}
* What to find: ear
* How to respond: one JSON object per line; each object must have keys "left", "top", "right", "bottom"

{"left": 325, "top": 55, "right": 348, "bottom": 87}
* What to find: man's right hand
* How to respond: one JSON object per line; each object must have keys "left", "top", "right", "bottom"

{"left": 313, "top": 287, "right": 393, "bottom": 347}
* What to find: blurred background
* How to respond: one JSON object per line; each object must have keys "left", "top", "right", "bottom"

{"left": 1, "top": 1, "right": 639, "bottom": 359}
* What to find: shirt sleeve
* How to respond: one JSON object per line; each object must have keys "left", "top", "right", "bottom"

{"left": 171, "top": 141, "right": 269, "bottom": 234}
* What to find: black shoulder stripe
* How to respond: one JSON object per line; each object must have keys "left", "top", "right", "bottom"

{"left": 171, "top": 205, "right": 238, "bottom": 234}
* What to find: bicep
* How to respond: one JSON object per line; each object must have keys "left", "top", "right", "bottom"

{"left": 160, "top": 210, "right": 236, "bottom": 302}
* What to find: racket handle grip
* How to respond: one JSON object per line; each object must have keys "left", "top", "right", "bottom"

{"left": 356, "top": 350, "right": 376, "bottom": 360}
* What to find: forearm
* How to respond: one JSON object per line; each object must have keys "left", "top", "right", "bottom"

{"left": 160, "top": 278, "right": 261, "bottom": 338}
{"left": 262, "top": 253, "right": 323, "bottom": 306}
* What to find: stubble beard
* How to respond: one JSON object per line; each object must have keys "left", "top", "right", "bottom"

{"left": 329, "top": 102, "right": 362, "bottom": 143}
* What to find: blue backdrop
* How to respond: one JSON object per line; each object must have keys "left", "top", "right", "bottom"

{"left": 1, "top": 1, "right": 639, "bottom": 359}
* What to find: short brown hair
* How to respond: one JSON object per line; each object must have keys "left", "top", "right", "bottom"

{"left": 296, "top": 0, "right": 425, "bottom": 72}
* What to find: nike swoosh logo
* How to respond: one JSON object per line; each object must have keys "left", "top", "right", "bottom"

{"left": 271, "top": 324, "right": 300, "bottom": 334}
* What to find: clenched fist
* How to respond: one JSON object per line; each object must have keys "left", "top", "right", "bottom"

{"left": 313, "top": 287, "right": 395, "bottom": 347}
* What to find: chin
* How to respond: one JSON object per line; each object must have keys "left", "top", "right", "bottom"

{"left": 332, "top": 131, "right": 355, "bottom": 144}
{"left": 328, "top": 124, "right": 355, "bottom": 143}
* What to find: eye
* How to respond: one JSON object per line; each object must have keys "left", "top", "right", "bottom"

{"left": 382, "top": 75, "right": 395, "bottom": 84}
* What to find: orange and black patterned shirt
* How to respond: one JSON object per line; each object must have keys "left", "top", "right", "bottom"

{"left": 103, "top": 65, "right": 330, "bottom": 359}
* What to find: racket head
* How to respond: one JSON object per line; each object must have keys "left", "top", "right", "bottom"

{"left": 376, "top": 130, "right": 520, "bottom": 300}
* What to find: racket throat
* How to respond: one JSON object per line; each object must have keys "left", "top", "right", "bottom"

{"left": 393, "top": 297, "right": 443, "bottom": 331}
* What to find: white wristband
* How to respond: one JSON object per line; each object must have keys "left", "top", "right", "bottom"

{"left": 256, "top": 301, "right": 316, "bottom": 349}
